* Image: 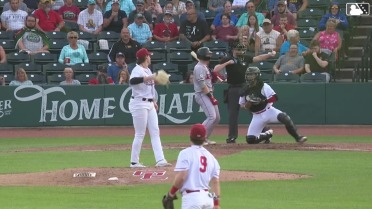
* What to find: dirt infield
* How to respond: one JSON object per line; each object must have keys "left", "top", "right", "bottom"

{"left": 0, "top": 125, "right": 371, "bottom": 187}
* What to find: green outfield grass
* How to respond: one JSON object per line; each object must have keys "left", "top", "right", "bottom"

{"left": 0, "top": 135, "right": 371, "bottom": 209}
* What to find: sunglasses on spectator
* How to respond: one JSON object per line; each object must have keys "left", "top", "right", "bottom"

{"left": 69, "top": 37, "right": 78, "bottom": 39}
{"left": 247, "top": 6, "right": 254, "bottom": 8}
{"left": 331, "top": 6, "right": 338, "bottom": 9}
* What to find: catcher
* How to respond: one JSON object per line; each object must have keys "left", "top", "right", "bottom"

{"left": 239, "top": 67, "right": 307, "bottom": 144}
{"left": 163, "top": 124, "right": 221, "bottom": 209}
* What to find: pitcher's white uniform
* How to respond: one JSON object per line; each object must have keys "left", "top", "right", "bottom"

{"left": 129, "top": 64, "right": 167, "bottom": 166}
{"left": 239, "top": 83, "right": 282, "bottom": 137}
{"left": 174, "top": 145, "right": 220, "bottom": 209}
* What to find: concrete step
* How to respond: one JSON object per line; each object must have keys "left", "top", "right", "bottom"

{"left": 351, "top": 26, "right": 372, "bottom": 36}
{"left": 358, "top": 16, "right": 372, "bottom": 25}
{"left": 347, "top": 47, "right": 364, "bottom": 57}
{"left": 349, "top": 36, "right": 369, "bottom": 47}
{"left": 335, "top": 68, "right": 355, "bottom": 80}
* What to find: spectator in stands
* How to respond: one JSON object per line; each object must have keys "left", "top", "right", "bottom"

{"left": 24, "top": 0, "right": 38, "bottom": 13}
{"left": 60, "top": 67, "right": 81, "bottom": 85}
{"left": 95, "top": 0, "right": 107, "bottom": 14}
{"left": 271, "top": 0, "right": 296, "bottom": 26}
{"left": 128, "top": 13, "right": 152, "bottom": 44}
{"left": 313, "top": 19, "right": 342, "bottom": 59}
{"left": 210, "top": 1, "right": 238, "bottom": 31}
{"left": 128, "top": 0, "right": 153, "bottom": 28}
{"left": 108, "top": 27, "right": 141, "bottom": 66}
{"left": 58, "top": 31, "right": 89, "bottom": 65}
{"left": 15, "top": 15, "right": 50, "bottom": 55}
{"left": 269, "top": 0, "right": 297, "bottom": 18}
{"left": 117, "top": 69, "right": 130, "bottom": 84}
{"left": 58, "top": 0, "right": 81, "bottom": 23}
{"left": 231, "top": 0, "right": 248, "bottom": 11}
{"left": 105, "top": 0, "right": 135, "bottom": 17}
{"left": 77, "top": 0, "right": 103, "bottom": 34}
{"left": 155, "top": 2, "right": 180, "bottom": 25}
{"left": 0, "top": 46, "right": 7, "bottom": 64}
{"left": 153, "top": 10, "right": 179, "bottom": 42}
{"left": 236, "top": 1, "right": 265, "bottom": 27}
{"left": 304, "top": 40, "right": 330, "bottom": 82}
{"left": 289, "top": 0, "right": 307, "bottom": 13}
{"left": 108, "top": 52, "right": 128, "bottom": 84}
{"left": 0, "top": 0, "right": 28, "bottom": 31}
{"left": 273, "top": 43, "right": 304, "bottom": 74}
{"left": 273, "top": 14, "right": 295, "bottom": 40}
{"left": 179, "top": 0, "right": 205, "bottom": 24}
{"left": 171, "top": 0, "right": 186, "bottom": 17}
{"left": 9, "top": 68, "right": 33, "bottom": 86}
{"left": 2, "top": 0, "right": 28, "bottom": 12}
{"left": 103, "top": 0, "right": 128, "bottom": 33}
{"left": 318, "top": 2, "right": 348, "bottom": 32}
{"left": 144, "top": 0, "right": 162, "bottom": 20}
{"left": 52, "top": 0, "right": 65, "bottom": 11}
{"left": 238, "top": 14, "right": 263, "bottom": 52}
{"left": 255, "top": 19, "right": 282, "bottom": 55}
{"left": 180, "top": 71, "right": 194, "bottom": 84}
{"left": 179, "top": 8, "right": 210, "bottom": 51}
{"left": 89, "top": 65, "right": 115, "bottom": 85}
{"left": 207, "top": 0, "right": 225, "bottom": 13}
{"left": 279, "top": 29, "right": 307, "bottom": 55}
{"left": 34, "top": 0, "right": 65, "bottom": 32}
{"left": 212, "top": 14, "right": 238, "bottom": 42}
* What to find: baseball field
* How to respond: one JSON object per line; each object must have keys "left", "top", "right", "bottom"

{"left": 0, "top": 125, "right": 371, "bottom": 209}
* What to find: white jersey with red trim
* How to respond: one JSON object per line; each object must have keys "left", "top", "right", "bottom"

{"left": 174, "top": 145, "right": 220, "bottom": 192}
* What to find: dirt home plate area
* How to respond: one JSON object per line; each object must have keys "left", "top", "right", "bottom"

{"left": 0, "top": 125, "right": 371, "bottom": 187}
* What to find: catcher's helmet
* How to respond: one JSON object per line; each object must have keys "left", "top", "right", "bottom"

{"left": 196, "top": 47, "right": 212, "bottom": 61}
{"left": 245, "top": 67, "right": 261, "bottom": 85}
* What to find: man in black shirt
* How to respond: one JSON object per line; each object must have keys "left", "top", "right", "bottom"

{"left": 103, "top": 0, "right": 128, "bottom": 33}
{"left": 214, "top": 43, "right": 276, "bottom": 143}
{"left": 304, "top": 40, "right": 330, "bottom": 82}
{"left": 108, "top": 27, "right": 141, "bottom": 70}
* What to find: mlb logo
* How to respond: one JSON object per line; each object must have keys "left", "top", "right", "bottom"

{"left": 346, "top": 3, "right": 370, "bottom": 16}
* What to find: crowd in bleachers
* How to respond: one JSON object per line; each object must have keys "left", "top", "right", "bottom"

{"left": 0, "top": 0, "right": 361, "bottom": 86}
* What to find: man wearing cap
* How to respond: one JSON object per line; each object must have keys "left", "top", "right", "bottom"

{"left": 0, "top": 0, "right": 28, "bottom": 31}
{"left": 155, "top": 2, "right": 180, "bottom": 25}
{"left": 88, "top": 65, "right": 115, "bottom": 85}
{"left": 103, "top": 0, "right": 128, "bottom": 33}
{"left": 77, "top": 0, "right": 103, "bottom": 34}
{"left": 58, "top": 0, "right": 81, "bottom": 23}
{"left": 164, "top": 123, "right": 221, "bottom": 209}
{"left": 179, "top": 0, "right": 205, "bottom": 24}
{"left": 271, "top": 0, "right": 296, "bottom": 27}
{"left": 128, "top": 13, "right": 152, "bottom": 44}
{"left": 153, "top": 10, "right": 179, "bottom": 42}
{"left": 236, "top": 1, "right": 265, "bottom": 27}
{"left": 128, "top": 0, "right": 152, "bottom": 28}
{"left": 179, "top": 8, "right": 210, "bottom": 50}
{"left": 128, "top": 48, "right": 172, "bottom": 168}
{"left": 107, "top": 52, "right": 128, "bottom": 84}
{"left": 108, "top": 27, "right": 141, "bottom": 66}
{"left": 255, "top": 18, "right": 282, "bottom": 55}
{"left": 34, "top": 0, "right": 64, "bottom": 32}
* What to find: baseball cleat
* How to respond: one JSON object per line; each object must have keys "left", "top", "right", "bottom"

{"left": 264, "top": 138, "right": 272, "bottom": 144}
{"left": 226, "top": 138, "right": 236, "bottom": 144}
{"left": 130, "top": 163, "right": 146, "bottom": 168}
{"left": 155, "top": 160, "right": 172, "bottom": 167}
{"left": 296, "top": 136, "right": 307, "bottom": 143}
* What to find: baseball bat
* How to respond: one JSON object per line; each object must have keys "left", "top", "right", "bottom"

{"left": 190, "top": 51, "right": 199, "bottom": 61}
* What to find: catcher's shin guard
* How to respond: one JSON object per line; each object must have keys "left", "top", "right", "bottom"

{"left": 277, "top": 113, "right": 300, "bottom": 140}
{"left": 246, "top": 134, "right": 270, "bottom": 144}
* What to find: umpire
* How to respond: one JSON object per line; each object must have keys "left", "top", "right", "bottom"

{"left": 214, "top": 43, "right": 276, "bottom": 143}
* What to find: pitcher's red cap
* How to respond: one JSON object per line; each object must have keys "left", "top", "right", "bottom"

{"left": 136, "top": 48, "right": 151, "bottom": 59}
{"left": 190, "top": 124, "right": 206, "bottom": 139}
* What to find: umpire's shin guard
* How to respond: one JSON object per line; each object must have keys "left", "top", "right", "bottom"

{"left": 277, "top": 113, "right": 300, "bottom": 140}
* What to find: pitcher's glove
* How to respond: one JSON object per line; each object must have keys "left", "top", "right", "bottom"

{"left": 246, "top": 95, "right": 262, "bottom": 105}
{"left": 162, "top": 193, "right": 178, "bottom": 209}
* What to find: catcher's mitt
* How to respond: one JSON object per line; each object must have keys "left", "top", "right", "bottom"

{"left": 162, "top": 193, "right": 178, "bottom": 209}
{"left": 246, "top": 94, "right": 262, "bottom": 105}
{"left": 155, "top": 70, "right": 170, "bottom": 85}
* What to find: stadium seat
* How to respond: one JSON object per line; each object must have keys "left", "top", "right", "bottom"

{"left": 273, "top": 73, "right": 300, "bottom": 83}
{"left": 97, "top": 31, "right": 120, "bottom": 42}
{"left": 33, "top": 53, "right": 57, "bottom": 64}
{"left": 63, "top": 21, "right": 79, "bottom": 31}
{"left": 203, "top": 40, "right": 229, "bottom": 52}
{"left": 71, "top": 63, "right": 97, "bottom": 73}
{"left": 142, "top": 41, "right": 167, "bottom": 52}
{"left": 97, "top": 40, "right": 116, "bottom": 52}
{"left": 74, "top": 0, "right": 88, "bottom": 9}
{"left": 187, "top": 62, "right": 198, "bottom": 71}
{"left": 88, "top": 52, "right": 108, "bottom": 65}
{"left": 168, "top": 51, "right": 192, "bottom": 64}
{"left": 300, "top": 72, "right": 327, "bottom": 83}
{"left": 169, "top": 72, "right": 183, "bottom": 83}
{"left": 46, "top": 31, "right": 67, "bottom": 40}
{"left": 298, "top": 28, "right": 317, "bottom": 41}
{"left": 43, "top": 62, "right": 67, "bottom": 75}
{"left": 152, "top": 62, "right": 179, "bottom": 73}
{"left": 260, "top": 72, "right": 273, "bottom": 83}
{"left": 49, "top": 39, "right": 67, "bottom": 54}
{"left": 298, "top": 8, "right": 325, "bottom": 20}
{"left": 307, "top": 0, "right": 329, "bottom": 12}
{"left": 15, "top": 63, "right": 42, "bottom": 73}
{"left": 28, "top": 73, "right": 46, "bottom": 84}
{"left": 0, "top": 31, "right": 14, "bottom": 40}
{"left": 78, "top": 31, "right": 96, "bottom": 43}
{"left": 150, "top": 51, "right": 167, "bottom": 64}
{"left": 296, "top": 18, "right": 319, "bottom": 31}
{"left": 167, "top": 40, "right": 191, "bottom": 52}
{"left": 1, "top": 40, "right": 16, "bottom": 52}
{"left": 6, "top": 52, "right": 30, "bottom": 64}
{"left": 0, "top": 63, "right": 14, "bottom": 74}
{"left": 47, "top": 73, "right": 65, "bottom": 85}
{"left": 249, "top": 61, "right": 274, "bottom": 74}
{"left": 1, "top": 73, "right": 14, "bottom": 84}
{"left": 75, "top": 73, "right": 96, "bottom": 85}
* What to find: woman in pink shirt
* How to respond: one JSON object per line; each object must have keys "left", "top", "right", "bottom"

{"left": 313, "top": 19, "right": 342, "bottom": 59}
